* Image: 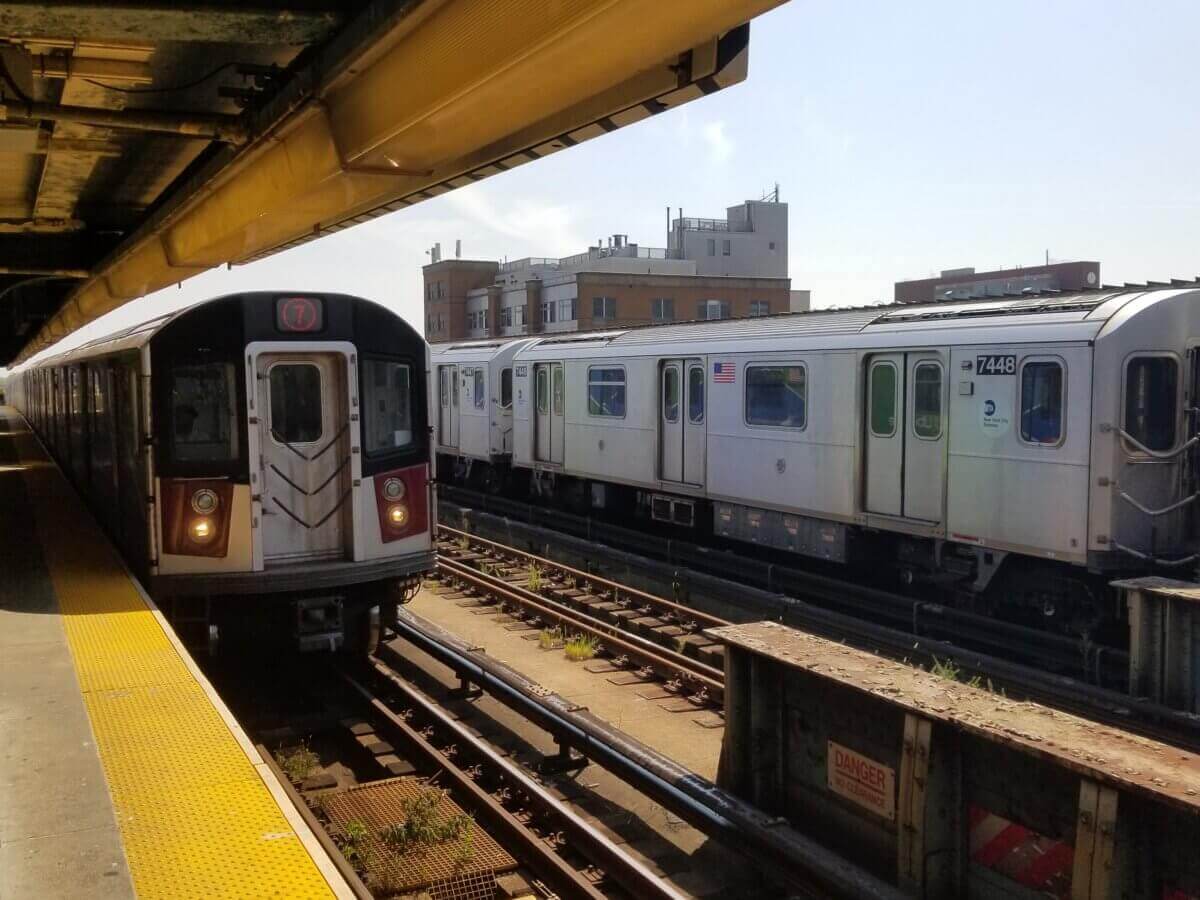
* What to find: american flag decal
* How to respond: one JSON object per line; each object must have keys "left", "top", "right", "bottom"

{"left": 713, "top": 361, "right": 736, "bottom": 383}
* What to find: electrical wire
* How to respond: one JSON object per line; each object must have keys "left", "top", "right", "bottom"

{"left": 83, "top": 60, "right": 241, "bottom": 95}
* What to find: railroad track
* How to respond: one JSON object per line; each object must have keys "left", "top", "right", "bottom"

{"left": 433, "top": 503, "right": 1200, "bottom": 755}
{"left": 334, "top": 657, "right": 690, "bottom": 900}
{"left": 438, "top": 483, "right": 1127, "bottom": 684}
{"left": 434, "top": 526, "right": 725, "bottom": 711}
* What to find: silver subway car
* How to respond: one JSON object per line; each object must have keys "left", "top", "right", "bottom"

{"left": 441, "top": 286, "right": 1200, "bottom": 635}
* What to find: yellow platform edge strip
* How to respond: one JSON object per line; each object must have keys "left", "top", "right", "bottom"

{"left": 12, "top": 420, "right": 345, "bottom": 899}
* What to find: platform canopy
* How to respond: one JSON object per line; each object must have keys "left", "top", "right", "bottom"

{"left": 0, "top": 0, "right": 783, "bottom": 365}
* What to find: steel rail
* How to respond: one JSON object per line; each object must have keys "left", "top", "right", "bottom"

{"left": 438, "top": 523, "right": 729, "bottom": 632}
{"left": 381, "top": 611, "right": 907, "bottom": 900}
{"left": 353, "top": 661, "right": 691, "bottom": 900}
{"left": 435, "top": 555, "right": 725, "bottom": 703}
{"left": 336, "top": 667, "right": 609, "bottom": 900}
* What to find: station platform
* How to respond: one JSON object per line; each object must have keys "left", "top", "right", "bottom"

{"left": 0, "top": 409, "right": 353, "bottom": 899}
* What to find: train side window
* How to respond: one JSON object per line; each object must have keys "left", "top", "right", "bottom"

{"left": 552, "top": 366, "right": 564, "bottom": 415}
{"left": 536, "top": 368, "right": 549, "bottom": 414}
{"left": 869, "top": 362, "right": 897, "bottom": 437}
{"left": 362, "top": 359, "right": 413, "bottom": 454}
{"left": 587, "top": 367, "right": 626, "bottom": 418}
{"left": 1019, "top": 360, "right": 1064, "bottom": 445}
{"left": 688, "top": 365, "right": 705, "bottom": 424}
{"left": 913, "top": 362, "right": 942, "bottom": 439}
{"left": 168, "top": 362, "right": 238, "bottom": 462}
{"left": 1124, "top": 356, "right": 1177, "bottom": 452}
{"left": 500, "top": 368, "right": 513, "bottom": 409}
{"left": 663, "top": 366, "right": 680, "bottom": 423}
{"left": 473, "top": 368, "right": 485, "bottom": 409}
{"left": 746, "top": 365, "right": 806, "bottom": 428}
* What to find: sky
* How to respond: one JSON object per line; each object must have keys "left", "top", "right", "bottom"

{"left": 8, "top": 0, "right": 1200, "bottom": 371}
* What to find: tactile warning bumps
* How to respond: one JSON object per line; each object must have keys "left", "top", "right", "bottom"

{"left": 16, "top": 427, "right": 336, "bottom": 899}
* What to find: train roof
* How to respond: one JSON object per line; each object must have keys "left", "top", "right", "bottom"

{"left": 19, "top": 291, "right": 392, "bottom": 371}
{"left": 513, "top": 285, "right": 1200, "bottom": 358}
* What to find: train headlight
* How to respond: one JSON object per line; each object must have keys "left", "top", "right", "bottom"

{"left": 189, "top": 517, "right": 215, "bottom": 542}
{"left": 382, "top": 477, "right": 406, "bottom": 501}
{"left": 387, "top": 503, "right": 409, "bottom": 529}
{"left": 191, "top": 488, "right": 219, "bottom": 515}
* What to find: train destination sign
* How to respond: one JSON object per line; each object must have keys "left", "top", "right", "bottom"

{"left": 827, "top": 741, "right": 896, "bottom": 820}
{"left": 275, "top": 296, "right": 324, "bottom": 333}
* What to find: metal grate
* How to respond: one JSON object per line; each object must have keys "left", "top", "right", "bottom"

{"left": 323, "top": 777, "right": 518, "bottom": 898}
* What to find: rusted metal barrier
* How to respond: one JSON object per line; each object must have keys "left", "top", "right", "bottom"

{"left": 710, "top": 620, "right": 1200, "bottom": 900}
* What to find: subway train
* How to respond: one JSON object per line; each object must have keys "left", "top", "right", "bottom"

{"left": 9, "top": 291, "right": 433, "bottom": 653}
{"left": 432, "top": 285, "right": 1200, "bottom": 636}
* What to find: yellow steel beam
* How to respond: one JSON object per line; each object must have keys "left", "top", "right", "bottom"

{"left": 19, "top": 0, "right": 784, "bottom": 360}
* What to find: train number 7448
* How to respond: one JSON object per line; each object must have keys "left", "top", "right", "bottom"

{"left": 976, "top": 354, "right": 1016, "bottom": 375}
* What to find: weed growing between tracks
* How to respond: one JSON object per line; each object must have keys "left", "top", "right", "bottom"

{"left": 379, "top": 787, "right": 475, "bottom": 864}
{"left": 276, "top": 740, "right": 320, "bottom": 782}
{"left": 539, "top": 627, "right": 564, "bottom": 650}
{"left": 564, "top": 633, "right": 599, "bottom": 662}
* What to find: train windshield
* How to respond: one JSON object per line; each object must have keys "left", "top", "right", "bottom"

{"left": 363, "top": 358, "right": 413, "bottom": 454}
{"left": 167, "top": 362, "right": 238, "bottom": 462}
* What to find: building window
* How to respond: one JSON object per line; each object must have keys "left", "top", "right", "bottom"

{"left": 749, "top": 300, "right": 771, "bottom": 317}
{"left": 697, "top": 300, "right": 730, "bottom": 320}
{"left": 707, "top": 238, "right": 716, "bottom": 256}
{"left": 501, "top": 307, "right": 513, "bottom": 328}
{"left": 722, "top": 239, "right": 731, "bottom": 256}
{"left": 587, "top": 366, "right": 626, "bottom": 417}
{"left": 437, "top": 282, "right": 445, "bottom": 299}
{"left": 651, "top": 298, "right": 674, "bottom": 322}
{"left": 500, "top": 368, "right": 513, "bottom": 409}
{"left": 541, "top": 300, "right": 556, "bottom": 324}
{"left": 558, "top": 298, "right": 576, "bottom": 321}
{"left": 1019, "top": 360, "right": 1064, "bottom": 445}
{"left": 1124, "top": 356, "right": 1177, "bottom": 451}
{"left": 746, "top": 365, "right": 806, "bottom": 428}
{"left": 593, "top": 297, "right": 616, "bottom": 321}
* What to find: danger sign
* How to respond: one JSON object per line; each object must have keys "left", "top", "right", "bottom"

{"left": 827, "top": 741, "right": 895, "bottom": 820}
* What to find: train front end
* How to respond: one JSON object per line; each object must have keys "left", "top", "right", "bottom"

{"left": 150, "top": 292, "right": 433, "bottom": 653}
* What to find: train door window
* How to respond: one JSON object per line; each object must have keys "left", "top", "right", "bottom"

{"left": 552, "top": 366, "right": 564, "bottom": 415}
{"left": 746, "top": 365, "right": 806, "bottom": 428}
{"left": 869, "top": 362, "right": 897, "bottom": 437}
{"left": 587, "top": 367, "right": 626, "bottom": 417}
{"left": 363, "top": 359, "right": 413, "bottom": 454}
{"left": 536, "top": 367, "right": 549, "bottom": 415}
{"left": 451, "top": 365, "right": 459, "bottom": 408}
{"left": 168, "top": 362, "right": 238, "bottom": 462}
{"left": 663, "top": 366, "right": 680, "bottom": 423}
{"left": 1019, "top": 360, "right": 1064, "bottom": 445}
{"left": 269, "top": 363, "right": 323, "bottom": 444}
{"left": 473, "top": 368, "right": 485, "bottom": 409}
{"left": 500, "top": 368, "right": 513, "bottom": 409}
{"left": 688, "top": 365, "right": 705, "bottom": 424}
{"left": 1124, "top": 356, "right": 1177, "bottom": 452}
{"left": 912, "top": 362, "right": 943, "bottom": 439}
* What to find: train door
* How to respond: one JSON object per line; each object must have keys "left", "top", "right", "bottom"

{"left": 902, "top": 354, "right": 947, "bottom": 521}
{"left": 437, "top": 365, "right": 458, "bottom": 449}
{"left": 257, "top": 353, "right": 351, "bottom": 563}
{"left": 659, "top": 358, "right": 706, "bottom": 485}
{"left": 534, "top": 362, "right": 564, "bottom": 464}
{"left": 864, "top": 352, "right": 948, "bottom": 522}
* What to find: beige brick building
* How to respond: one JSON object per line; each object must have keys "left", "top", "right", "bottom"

{"left": 422, "top": 196, "right": 806, "bottom": 343}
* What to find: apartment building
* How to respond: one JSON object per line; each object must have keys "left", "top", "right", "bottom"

{"left": 423, "top": 196, "right": 803, "bottom": 342}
